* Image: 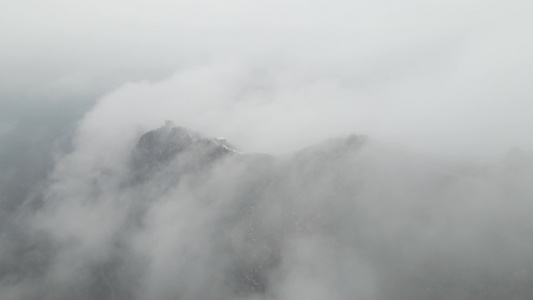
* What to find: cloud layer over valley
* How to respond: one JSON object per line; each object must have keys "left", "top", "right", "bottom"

{"left": 2, "top": 1, "right": 533, "bottom": 299}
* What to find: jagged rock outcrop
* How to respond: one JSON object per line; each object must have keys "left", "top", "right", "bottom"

{"left": 129, "top": 121, "right": 238, "bottom": 184}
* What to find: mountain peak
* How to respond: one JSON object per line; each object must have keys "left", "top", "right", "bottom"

{"left": 130, "top": 122, "right": 238, "bottom": 181}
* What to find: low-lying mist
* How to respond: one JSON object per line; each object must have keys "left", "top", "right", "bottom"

{"left": 1, "top": 98, "right": 531, "bottom": 299}
{"left": 2, "top": 1, "right": 533, "bottom": 298}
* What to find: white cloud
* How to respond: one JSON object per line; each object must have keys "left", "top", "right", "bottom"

{"left": 2, "top": 2, "right": 533, "bottom": 298}
{"left": 3, "top": 0, "right": 528, "bottom": 156}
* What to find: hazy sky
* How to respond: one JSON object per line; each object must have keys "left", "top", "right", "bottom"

{"left": 2, "top": 0, "right": 533, "bottom": 156}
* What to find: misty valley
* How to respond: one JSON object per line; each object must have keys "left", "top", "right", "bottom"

{"left": 1, "top": 122, "right": 532, "bottom": 300}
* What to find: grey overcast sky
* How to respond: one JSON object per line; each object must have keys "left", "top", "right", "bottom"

{"left": 1, "top": 0, "right": 532, "bottom": 157}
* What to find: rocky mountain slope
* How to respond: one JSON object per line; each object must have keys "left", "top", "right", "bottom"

{"left": 1, "top": 122, "right": 532, "bottom": 300}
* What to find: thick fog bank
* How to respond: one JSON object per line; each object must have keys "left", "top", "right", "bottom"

{"left": 3, "top": 0, "right": 533, "bottom": 298}
{"left": 1, "top": 118, "right": 532, "bottom": 300}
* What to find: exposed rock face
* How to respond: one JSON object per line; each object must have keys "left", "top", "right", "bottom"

{"left": 129, "top": 123, "right": 237, "bottom": 184}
